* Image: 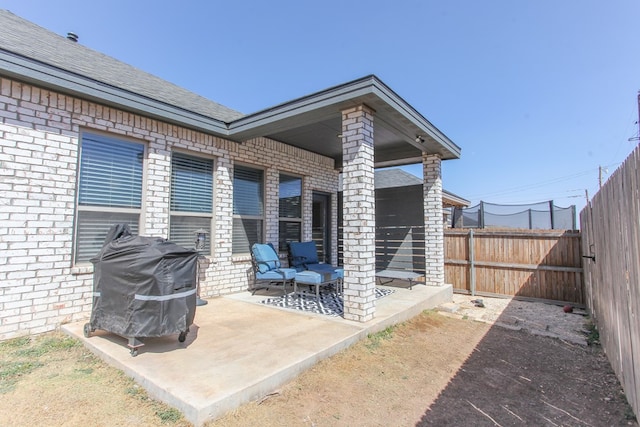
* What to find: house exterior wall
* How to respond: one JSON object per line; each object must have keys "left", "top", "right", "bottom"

{"left": 0, "top": 77, "right": 339, "bottom": 340}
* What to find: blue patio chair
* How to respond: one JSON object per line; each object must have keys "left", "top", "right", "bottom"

{"left": 250, "top": 243, "right": 297, "bottom": 298}
{"left": 288, "top": 241, "right": 343, "bottom": 298}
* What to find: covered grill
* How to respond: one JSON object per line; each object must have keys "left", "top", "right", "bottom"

{"left": 84, "top": 224, "right": 198, "bottom": 356}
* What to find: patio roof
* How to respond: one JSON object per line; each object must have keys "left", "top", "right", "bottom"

{"left": 227, "top": 75, "right": 461, "bottom": 168}
{"left": 0, "top": 9, "right": 461, "bottom": 169}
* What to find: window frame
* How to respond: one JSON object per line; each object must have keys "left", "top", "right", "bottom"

{"left": 169, "top": 150, "right": 216, "bottom": 256}
{"left": 278, "top": 172, "right": 303, "bottom": 252}
{"left": 232, "top": 163, "right": 265, "bottom": 255}
{"left": 74, "top": 131, "right": 146, "bottom": 265}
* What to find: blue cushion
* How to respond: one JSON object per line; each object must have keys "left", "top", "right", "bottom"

{"left": 294, "top": 270, "right": 324, "bottom": 285}
{"left": 289, "top": 241, "right": 319, "bottom": 271}
{"left": 307, "top": 264, "right": 338, "bottom": 275}
{"left": 296, "top": 269, "right": 339, "bottom": 284}
{"left": 252, "top": 243, "right": 281, "bottom": 273}
{"left": 256, "top": 268, "right": 297, "bottom": 281}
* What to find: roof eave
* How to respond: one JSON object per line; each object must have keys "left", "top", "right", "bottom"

{"left": 368, "top": 76, "right": 461, "bottom": 160}
{"left": 228, "top": 75, "right": 461, "bottom": 160}
{"left": 0, "top": 49, "right": 230, "bottom": 136}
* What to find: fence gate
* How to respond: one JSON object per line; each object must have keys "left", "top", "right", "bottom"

{"left": 445, "top": 229, "right": 584, "bottom": 304}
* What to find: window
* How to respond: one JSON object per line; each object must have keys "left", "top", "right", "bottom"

{"left": 279, "top": 174, "right": 302, "bottom": 251}
{"left": 170, "top": 152, "right": 214, "bottom": 253}
{"left": 75, "top": 133, "right": 144, "bottom": 263}
{"left": 233, "top": 165, "right": 264, "bottom": 254}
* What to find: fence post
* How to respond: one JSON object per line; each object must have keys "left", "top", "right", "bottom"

{"left": 469, "top": 229, "right": 476, "bottom": 296}
{"left": 479, "top": 201, "right": 485, "bottom": 229}
{"left": 549, "top": 200, "right": 555, "bottom": 229}
{"left": 528, "top": 209, "right": 533, "bottom": 229}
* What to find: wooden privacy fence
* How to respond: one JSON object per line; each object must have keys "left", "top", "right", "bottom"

{"left": 580, "top": 143, "right": 640, "bottom": 419}
{"left": 445, "top": 229, "right": 584, "bottom": 304}
{"left": 372, "top": 226, "right": 584, "bottom": 304}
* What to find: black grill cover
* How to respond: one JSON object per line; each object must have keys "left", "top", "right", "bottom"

{"left": 89, "top": 224, "right": 198, "bottom": 338}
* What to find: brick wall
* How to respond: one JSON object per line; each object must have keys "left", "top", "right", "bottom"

{"left": 0, "top": 77, "right": 339, "bottom": 339}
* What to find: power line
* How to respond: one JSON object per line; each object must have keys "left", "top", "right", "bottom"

{"left": 466, "top": 163, "right": 620, "bottom": 200}
{"left": 607, "top": 103, "right": 639, "bottom": 165}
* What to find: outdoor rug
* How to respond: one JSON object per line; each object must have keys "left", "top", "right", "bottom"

{"left": 260, "top": 287, "right": 394, "bottom": 317}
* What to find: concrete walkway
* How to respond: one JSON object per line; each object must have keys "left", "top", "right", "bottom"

{"left": 62, "top": 283, "right": 452, "bottom": 426}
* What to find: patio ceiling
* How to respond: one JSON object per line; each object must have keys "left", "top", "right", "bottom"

{"left": 228, "top": 75, "right": 461, "bottom": 170}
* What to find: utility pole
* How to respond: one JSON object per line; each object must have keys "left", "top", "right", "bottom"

{"left": 599, "top": 166, "right": 603, "bottom": 189}
{"left": 632, "top": 91, "right": 640, "bottom": 142}
{"left": 598, "top": 165, "right": 609, "bottom": 189}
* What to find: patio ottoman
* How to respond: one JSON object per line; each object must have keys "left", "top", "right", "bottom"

{"left": 294, "top": 269, "right": 341, "bottom": 299}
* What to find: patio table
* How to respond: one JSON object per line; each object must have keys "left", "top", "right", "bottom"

{"left": 375, "top": 269, "right": 423, "bottom": 290}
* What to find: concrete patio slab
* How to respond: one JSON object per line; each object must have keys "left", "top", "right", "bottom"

{"left": 62, "top": 283, "right": 452, "bottom": 426}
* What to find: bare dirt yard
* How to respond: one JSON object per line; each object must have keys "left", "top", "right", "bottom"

{"left": 0, "top": 295, "right": 637, "bottom": 426}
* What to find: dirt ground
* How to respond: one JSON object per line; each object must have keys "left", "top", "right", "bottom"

{"left": 0, "top": 296, "right": 637, "bottom": 426}
{"left": 210, "top": 297, "right": 636, "bottom": 427}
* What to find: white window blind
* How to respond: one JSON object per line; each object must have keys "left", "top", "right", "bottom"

{"left": 279, "top": 174, "right": 302, "bottom": 250}
{"left": 170, "top": 152, "right": 214, "bottom": 253}
{"left": 75, "top": 133, "right": 144, "bottom": 263}
{"left": 233, "top": 165, "right": 264, "bottom": 254}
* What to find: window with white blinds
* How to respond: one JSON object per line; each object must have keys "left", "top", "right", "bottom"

{"left": 279, "top": 174, "right": 302, "bottom": 251}
{"left": 233, "top": 165, "right": 264, "bottom": 254}
{"left": 170, "top": 152, "right": 214, "bottom": 253}
{"left": 75, "top": 133, "right": 144, "bottom": 263}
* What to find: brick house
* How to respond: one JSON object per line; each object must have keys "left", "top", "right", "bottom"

{"left": 0, "top": 10, "right": 461, "bottom": 339}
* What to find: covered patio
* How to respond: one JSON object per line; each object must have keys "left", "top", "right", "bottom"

{"left": 228, "top": 75, "right": 461, "bottom": 322}
{"left": 59, "top": 76, "right": 460, "bottom": 425}
{"left": 62, "top": 281, "right": 452, "bottom": 426}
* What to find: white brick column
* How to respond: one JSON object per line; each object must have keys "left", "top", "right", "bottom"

{"left": 265, "top": 167, "right": 280, "bottom": 249}
{"left": 341, "top": 105, "right": 376, "bottom": 322}
{"left": 302, "top": 177, "right": 313, "bottom": 242}
{"left": 423, "top": 153, "right": 444, "bottom": 285}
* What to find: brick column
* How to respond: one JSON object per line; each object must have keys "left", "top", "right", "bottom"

{"left": 341, "top": 105, "right": 376, "bottom": 322}
{"left": 423, "top": 153, "right": 445, "bottom": 285}
{"left": 264, "top": 168, "right": 280, "bottom": 249}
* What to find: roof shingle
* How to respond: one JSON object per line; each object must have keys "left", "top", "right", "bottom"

{"left": 0, "top": 9, "right": 243, "bottom": 123}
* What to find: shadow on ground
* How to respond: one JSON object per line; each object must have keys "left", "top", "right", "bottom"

{"left": 420, "top": 299, "right": 637, "bottom": 426}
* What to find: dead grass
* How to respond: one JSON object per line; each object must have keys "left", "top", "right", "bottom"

{"left": 0, "top": 310, "right": 635, "bottom": 426}
{"left": 0, "top": 332, "right": 191, "bottom": 427}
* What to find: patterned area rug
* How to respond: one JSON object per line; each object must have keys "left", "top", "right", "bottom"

{"left": 260, "top": 287, "right": 394, "bottom": 317}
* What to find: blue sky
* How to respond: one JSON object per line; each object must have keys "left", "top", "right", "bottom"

{"left": 4, "top": 0, "right": 639, "bottom": 213}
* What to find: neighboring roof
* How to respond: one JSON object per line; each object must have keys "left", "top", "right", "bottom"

{"left": 441, "top": 190, "right": 470, "bottom": 208}
{"left": 374, "top": 169, "right": 470, "bottom": 207}
{"left": 0, "top": 10, "right": 461, "bottom": 168}
{"left": 375, "top": 169, "right": 422, "bottom": 189}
